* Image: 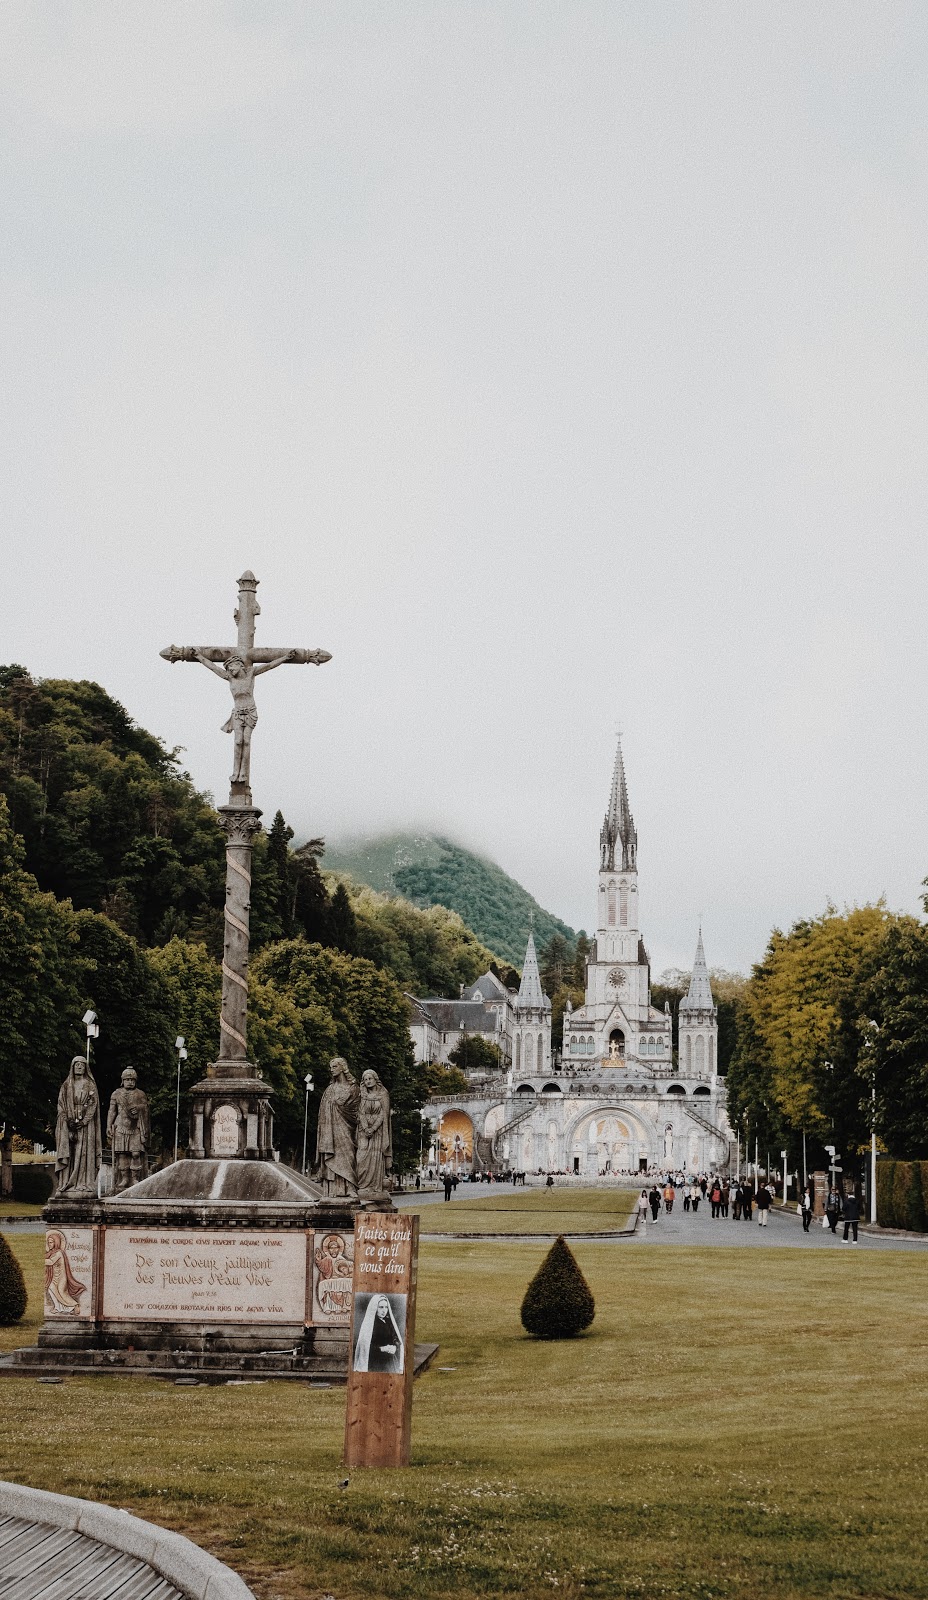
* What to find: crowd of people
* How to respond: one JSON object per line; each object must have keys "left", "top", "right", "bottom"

{"left": 634, "top": 1173, "right": 864, "bottom": 1241}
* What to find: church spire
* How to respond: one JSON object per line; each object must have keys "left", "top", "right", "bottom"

{"left": 680, "top": 928, "right": 714, "bottom": 1011}
{"left": 599, "top": 737, "right": 637, "bottom": 872}
{"left": 516, "top": 931, "right": 545, "bottom": 1009}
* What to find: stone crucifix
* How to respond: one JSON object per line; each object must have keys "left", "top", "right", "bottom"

{"left": 161, "top": 572, "right": 331, "bottom": 1103}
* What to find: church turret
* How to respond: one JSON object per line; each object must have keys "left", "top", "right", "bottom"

{"left": 599, "top": 738, "right": 637, "bottom": 872}
{"left": 595, "top": 738, "right": 641, "bottom": 960}
{"left": 512, "top": 932, "right": 551, "bottom": 1078}
{"left": 678, "top": 929, "right": 718, "bottom": 1079}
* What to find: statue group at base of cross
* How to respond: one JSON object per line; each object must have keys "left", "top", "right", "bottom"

{"left": 314, "top": 1058, "right": 393, "bottom": 1202}
{"left": 54, "top": 1061, "right": 150, "bottom": 1199}
{"left": 52, "top": 1052, "right": 392, "bottom": 1203}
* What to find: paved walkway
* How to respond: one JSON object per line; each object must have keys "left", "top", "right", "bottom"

{"left": 397, "top": 1183, "right": 928, "bottom": 1251}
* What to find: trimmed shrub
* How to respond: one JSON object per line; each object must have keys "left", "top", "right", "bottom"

{"left": 11, "top": 1164, "right": 54, "bottom": 1205}
{"left": 0, "top": 1233, "right": 27, "bottom": 1325}
{"left": 520, "top": 1236, "right": 595, "bottom": 1340}
{"left": 891, "top": 1162, "right": 927, "bottom": 1234}
{"left": 876, "top": 1161, "right": 897, "bottom": 1228}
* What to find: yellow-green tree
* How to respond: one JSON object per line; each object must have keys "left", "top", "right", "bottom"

{"left": 729, "top": 904, "right": 904, "bottom": 1158}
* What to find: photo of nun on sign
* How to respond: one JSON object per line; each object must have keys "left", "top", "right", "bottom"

{"left": 352, "top": 1292, "right": 407, "bottom": 1374}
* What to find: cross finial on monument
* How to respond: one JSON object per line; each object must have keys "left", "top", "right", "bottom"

{"left": 160, "top": 574, "right": 331, "bottom": 1149}
{"left": 161, "top": 570, "right": 331, "bottom": 806}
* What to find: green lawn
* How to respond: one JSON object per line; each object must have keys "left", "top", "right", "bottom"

{"left": 0, "top": 1202, "right": 43, "bottom": 1219}
{"left": 2, "top": 1228, "right": 927, "bottom": 1600}
{"left": 398, "top": 1184, "right": 636, "bottom": 1234}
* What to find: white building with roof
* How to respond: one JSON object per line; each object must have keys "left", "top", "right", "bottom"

{"left": 423, "top": 741, "right": 732, "bottom": 1175}
{"left": 409, "top": 947, "right": 551, "bottom": 1073}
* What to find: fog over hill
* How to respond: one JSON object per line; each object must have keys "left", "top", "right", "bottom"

{"left": 324, "top": 832, "right": 578, "bottom": 968}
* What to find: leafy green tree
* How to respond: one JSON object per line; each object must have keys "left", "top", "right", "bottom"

{"left": 539, "top": 932, "right": 572, "bottom": 996}
{"left": 0, "top": 670, "right": 226, "bottom": 943}
{"left": 329, "top": 882, "right": 359, "bottom": 954}
{"left": 0, "top": 795, "right": 83, "bottom": 1192}
{"left": 72, "top": 910, "right": 175, "bottom": 1136}
{"left": 291, "top": 837, "right": 331, "bottom": 944}
{"left": 266, "top": 811, "right": 296, "bottom": 937}
{"left": 572, "top": 933, "right": 591, "bottom": 990}
{"left": 862, "top": 918, "right": 928, "bottom": 1158}
{"left": 252, "top": 940, "right": 426, "bottom": 1172}
{"left": 447, "top": 1035, "right": 500, "bottom": 1076}
{"left": 324, "top": 878, "right": 502, "bottom": 994}
{"left": 424, "top": 1062, "right": 468, "bottom": 1096}
{"left": 728, "top": 905, "right": 898, "bottom": 1161}
{"left": 550, "top": 983, "right": 584, "bottom": 1052}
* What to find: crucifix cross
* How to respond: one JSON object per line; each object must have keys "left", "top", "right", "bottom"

{"left": 161, "top": 570, "right": 331, "bottom": 805}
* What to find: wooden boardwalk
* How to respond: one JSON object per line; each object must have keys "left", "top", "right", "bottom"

{"left": 0, "top": 1511, "right": 187, "bottom": 1599}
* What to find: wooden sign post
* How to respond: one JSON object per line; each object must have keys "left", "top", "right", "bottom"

{"left": 344, "top": 1210, "right": 419, "bottom": 1469}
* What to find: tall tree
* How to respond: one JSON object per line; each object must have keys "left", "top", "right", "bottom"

{"left": 0, "top": 796, "right": 83, "bottom": 1192}
{"left": 329, "top": 882, "right": 359, "bottom": 955}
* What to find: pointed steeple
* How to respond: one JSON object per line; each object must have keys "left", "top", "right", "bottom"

{"left": 680, "top": 928, "right": 714, "bottom": 1011}
{"left": 516, "top": 931, "right": 545, "bottom": 1010}
{"left": 599, "top": 737, "right": 637, "bottom": 872}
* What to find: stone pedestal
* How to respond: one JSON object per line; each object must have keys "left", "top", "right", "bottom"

{"left": 187, "top": 1069, "right": 275, "bottom": 1161}
{"left": 6, "top": 1162, "right": 367, "bottom": 1383}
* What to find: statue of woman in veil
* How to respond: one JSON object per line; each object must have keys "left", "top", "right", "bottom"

{"left": 54, "top": 1056, "right": 102, "bottom": 1197}
{"left": 356, "top": 1069, "right": 392, "bottom": 1201}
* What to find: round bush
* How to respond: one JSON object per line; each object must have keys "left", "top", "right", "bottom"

{"left": 0, "top": 1233, "right": 27, "bottom": 1325}
{"left": 11, "top": 1164, "right": 54, "bottom": 1205}
{"left": 520, "top": 1235, "right": 595, "bottom": 1340}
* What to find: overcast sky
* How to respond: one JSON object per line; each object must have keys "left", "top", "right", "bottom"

{"left": 3, "top": 3, "right": 927, "bottom": 976}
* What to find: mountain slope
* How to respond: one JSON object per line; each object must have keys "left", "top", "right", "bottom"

{"left": 324, "top": 832, "right": 576, "bottom": 966}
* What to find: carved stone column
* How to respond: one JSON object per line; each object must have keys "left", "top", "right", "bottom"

{"left": 216, "top": 804, "right": 263, "bottom": 1064}
{"left": 187, "top": 803, "right": 274, "bottom": 1161}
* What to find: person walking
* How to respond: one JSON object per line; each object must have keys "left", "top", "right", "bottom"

{"left": 731, "top": 1184, "right": 743, "bottom": 1222}
{"left": 742, "top": 1185, "right": 753, "bottom": 1222}
{"left": 690, "top": 1181, "right": 701, "bottom": 1214}
{"left": 636, "top": 1189, "right": 649, "bottom": 1227}
{"left": 842, "top": 1188, "right": 861, "bottom": 1243}
{"left": 683, "top": 1185, "right": 691, "bottom": 1213}
{"left": 663, "top": 1181, "right": 675, "bottom": 1214}
{"left": 800, "top": 1187, "right": 813, "bottom": 1232}
{"left": 648, "top": 1184, "right": 661, "bottom": 1221}
{"left": 826, "top": 1186, "right": 842, "bottom": 1233}
{"left": 443, "top": 1172, "right": 453, "bottom": 1202}
{"left": 721, "top": 1181, "right": 730, "bottom": 1218}
{"left": 709, "top": 1180, "right": 722, "bottom": 1219}
{"left": 756, "top": 1182, "right": 772, "bottom": 1226}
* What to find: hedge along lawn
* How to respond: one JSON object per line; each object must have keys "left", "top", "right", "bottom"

{"left": 3, "top": 1232, "right": 928, "bottom": 1600}
{"left": 398, "top": 1185, "right": 636, "bottom": 1235}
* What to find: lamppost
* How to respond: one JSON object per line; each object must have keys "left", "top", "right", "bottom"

{"left": 82, "top": 1009, "right": 98, "bottom": 1070}
{"left": 780, "top": 1148, "right": 788, "bottom": 1204}
{"left": 301, "top": 1072, "right": 314, "bottom": 1174}
{"left": 419, "top": 1108, "right": 429, "bottom": 1171}
{"left": 173, "top": 1036, "right": 187, "bottom": 1163}
{"left": 863, "top": 1018, "right": 879, "bottom": 1223}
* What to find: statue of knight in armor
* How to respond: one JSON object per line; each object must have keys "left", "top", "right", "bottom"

{"left": 107, "top": 1068, "right": 150, "bottom": 1193}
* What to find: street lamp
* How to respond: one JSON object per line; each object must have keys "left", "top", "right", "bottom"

{"left": 302, "top": 1073, "right": 315, "bottom": 1175}
{"left": 173, "top": 1036, "right": 187, "bottom": 1163}
{"left": 82, "top": 1009, "right": 98, "bottom": 1070}
{"left": 863, "top": 1019, "right": 879, "bottom": 1224}
{"left": 780, "top": 1149, "right": 788, "bottom": 1204}
{"left": 419, "top": 1108, "right": 429, "bottom": 1171}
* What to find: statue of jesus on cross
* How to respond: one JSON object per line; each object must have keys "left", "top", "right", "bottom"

{"left": 161, "top": 569, "right": 331, "bottom": 804}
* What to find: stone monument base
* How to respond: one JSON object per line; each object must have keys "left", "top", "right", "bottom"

{"left": 2, "top": 1159, "right": 437, "bottom": 1384}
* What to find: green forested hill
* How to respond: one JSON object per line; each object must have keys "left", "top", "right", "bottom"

{"left": 324, "top": 832, "right": 577, "bottom": 965}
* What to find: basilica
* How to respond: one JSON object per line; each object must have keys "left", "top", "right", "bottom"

{"left": 422, "top": 742, "right": 733, "bottom": 1176}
